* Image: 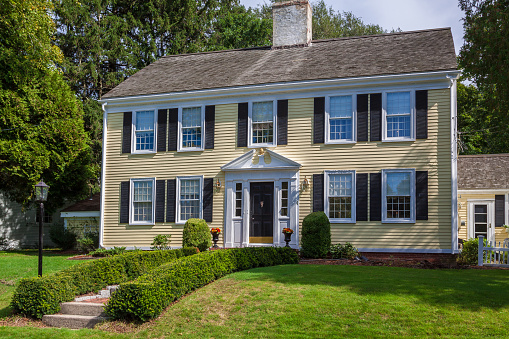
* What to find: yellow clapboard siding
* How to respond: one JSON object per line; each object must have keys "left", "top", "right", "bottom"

{"left": 103, "top": 90, "right": 453, "bottom": 249}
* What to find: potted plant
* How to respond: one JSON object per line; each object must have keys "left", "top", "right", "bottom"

{"left": 210, "top": 228, "right": 221, "bottom": 248}
{"left": 282, "top": 228, "right": 293, "bottom": 248}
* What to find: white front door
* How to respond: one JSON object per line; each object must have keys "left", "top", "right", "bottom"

{"left": 468, "top": 200, "right": 495, "bottom": 243}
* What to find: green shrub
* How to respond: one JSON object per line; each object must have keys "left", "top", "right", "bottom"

{"left": 300, "top": 212, "right": 331, "bottom": 258}
{"left": 11, "top": 247, "right": 198, "bottom": 318}
{"left": 49, "top": 224, "right": 77, "bottom": 250}
{"left": 76, "top": 231, "right": 99, "bottom": 252}
{"left": 330, "top": 242, "right": 359, "bottom": 259}
{"left": 151, "top": 234, "right": 171, "bottom": 250}
{"left": 458, "top": 238, "right": 490, "bottom": 265}
{"left": 89, "top": 247, "right": 127, "bottom": 257}
{"left": 106, "top": 247, "right": 299, "bottom": 321}
{"left": 182, "top": 218, "right": 211, "bottom": 252}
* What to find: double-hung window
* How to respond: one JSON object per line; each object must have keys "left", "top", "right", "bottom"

{"left": 326, "top": 95, "right": 355, "bottom": 143}
{"left": 130, "top": 178, "right": 155, "bottom": 225}
{"left": 324, "top": 170, "right": 356, "bottom": 223}
{"left": 249, "top": 101, "right": 276, "bottom": 147}
{"left": 383, "top": 91, "right": 414, "bottom": 141}
{"left": 382, "top": 169, "right": 415, "bottom": 223}
{"left": 179, "top": 106, "right": 204, "bottom": 151}
{"left": 177, "top": 176, "right": 203, "bottom": 223}
{"left": 133, "top": 110, "right": 156, "bottom": 153}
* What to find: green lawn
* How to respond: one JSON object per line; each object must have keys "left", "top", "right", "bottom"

{"left": 1, "top": 264, "right": 509, "bottom": 338}
{"left": 0, "top": 250, "right": 83, "bottom": 318}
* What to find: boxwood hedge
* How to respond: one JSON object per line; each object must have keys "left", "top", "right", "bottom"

{"left": 11, "top": 247, "right": 198, "bottom": 319}
{"left": 106, "top": 247, "right": 299, "bottom": 321}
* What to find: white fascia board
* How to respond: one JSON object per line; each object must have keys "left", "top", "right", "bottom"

{"left": 100, "top": 70, "right": 461, "bottom": 111}
{"left": 99, "top": 102, "right": 108, "bottom": 248}
{"left": 61, "top": 211, "right": 100, "bottom": 218}
{"left": 450, "top": 77, "right": 459, "bottom": 254}
{"left": 458, "top": 189, "right": 509, "bottom": 194}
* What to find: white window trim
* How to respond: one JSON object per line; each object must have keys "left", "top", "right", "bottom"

{"left": 324, "top": 170, "right": 356, "bottom": 223}
{"left": 233, "top": 182, "right": 243, "bottom": 220}
{"left": 279, "top": 181, "right": 290, "bottom": 219}
{"left": 248, "top": 100, "right": 277, "bottom": 148}
{"left": 177, "top": 105, "right": 205, "bottom": 152}
{"left": 325, "top": 95, "right": 357, "bottom": 144}
{"left": 382, "top": 169, "right": 416, "bottom": 223}
{"left": 129, "top": 177, "right": 156, "bottom": 225}
{"left": 382, "top": 90, "right": 416, "bottom": 142}
{"left": 132, "top": 109, "right": 157, "bottom": 154}
{"left": 176, "top": 175, "right": 204, "bottom": 224}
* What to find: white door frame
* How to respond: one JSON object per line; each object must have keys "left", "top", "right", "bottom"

{"left": 468, "top": 199, "right": 495, "bottom": 242}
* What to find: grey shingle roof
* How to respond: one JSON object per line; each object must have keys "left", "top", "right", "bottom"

{"left": 103, "top": 28, "right": 457, "bottom": 99}
{"left": 458, "top": 154, "right": 509, "bottom": 190}
{"left": 61, "top": 193, "right": 100, "bottom": 212}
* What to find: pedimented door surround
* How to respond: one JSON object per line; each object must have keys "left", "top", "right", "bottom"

{"left": 222, "top": 149, "right": 300, "bottom": 248}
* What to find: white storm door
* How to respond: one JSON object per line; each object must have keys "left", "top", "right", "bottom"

{"left": 468, "top": 201, "right": 495, "bottom": 243}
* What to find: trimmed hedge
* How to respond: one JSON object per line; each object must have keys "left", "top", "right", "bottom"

{"left": 300, "top": 211, "right": 331, "bottom": 258}
{"left": 106, "top": 247, "right": 299, "bottom": 321}
{"left": 11, "top": 247, "right": 198, "bottom": 319}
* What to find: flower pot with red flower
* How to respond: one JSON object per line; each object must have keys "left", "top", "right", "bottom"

{"left": 210, "top": 228, "right": 221, "bottom": 248}
{"left": 282, "top": 228, "right": 293, "bottom": 247}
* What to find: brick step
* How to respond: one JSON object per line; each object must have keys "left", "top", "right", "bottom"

{"left": 60, "top": 302, "right": 106, "bottom": 317}
{"left": 42, "top": 314, "right": 110, "bottom": 329}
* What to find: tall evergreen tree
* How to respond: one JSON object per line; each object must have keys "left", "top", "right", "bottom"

{"left": 0, "top": 0, "right": 94, "bottom": 209}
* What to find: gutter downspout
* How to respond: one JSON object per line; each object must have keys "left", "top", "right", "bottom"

{"left": 448, "top": 75, "right": 459, "bottom": 254}
{"left": 99, "top": 102, "right": 107, "bottom": 248}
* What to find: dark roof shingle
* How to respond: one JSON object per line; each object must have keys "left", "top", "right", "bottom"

{"left": 458, "top": 154, "right": 509, "bottom": 190}
{"left": 61, "top": 193, "right": 100, "bottom": 212}
{"left": 103, "top": 28, "right": 457, "bottom": 99}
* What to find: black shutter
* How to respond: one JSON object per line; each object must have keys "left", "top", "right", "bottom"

{"left": 277, "top": 100, "right": 288, "bottom": 145}
{"left": 205, "top": 105, "right": 215, "bottom": 149}
{"left": 416, "top": 90, "right": 428, "bottom": 139}
{"left": 495, "top": 195, "right": 505, "bottom": 227}
{"left": 168, "top": 108, "right": 178, "bottom": 151}
{"left": 166, "top": 179, "right": 176, "bottom": 222}
{"left": 370, "top": 173, "right": 381, "bottom": 221}
{"left": 313, "top": 174, "right": 324, "bottom": 212}
{"left": 356, "top": 173, "right": 368, "bottom": 221}
{"left": 203, "top": 178, "right": 213, "bottom": 222}
{"left": 370, "top": 93, "right": 382, "bottom": 142}
{"left": 155, "top": 180, "right": 165, "bottom": 222}
{"left": 237, "top": 103, "right": 248, "bottom": 147}
{"left": 416, "top": 171, "right": 428, "bottom": 220}
{"left": 157, "top": 109, "right": 167, "bottom": 152}
{"left": 122, "top": 112, "right": 132, "bottom": 154}
{"left": 357, "top": 94, "right": 369, "bottom": 142}
{"left": 313, "top": 97, "right": 325, "bottom": 144}
{"left": 120, "top": 181, "right": 130, "bottom": 223}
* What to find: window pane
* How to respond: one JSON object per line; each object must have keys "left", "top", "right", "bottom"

{"left": 386, "top": 196, "right": 411, "bottom": 219}
{"left": 330, "top": 119, "right": 352, "bottom": 140}
{"left": 281, "top": 181, "right": 289, "bottom": 217}
{"left": 136, "top": 131, "right": 154, "bottom": 150}
{"left": 134, "top": 181, "right": 152, "bottom": 201}
{"left": 134, "top": 202, "right": 152, "bottom": 221}
{"left": 387, "top": 115, "right": 410, "bottom": 138}
{"left": 252, "top": 101, "right": 273, "bottom": 122}
{"left": 330, "top": 96, "right": 352, "bottom": 118}
{"left": 182, "top": 127, "right": 201, "bottom": 148}
{"left": 328, "top": 174, "right": 352, "bottom": 197}
{"left": 386, "top": 172, "right": 410, "bottom": 196}
{"left": 133, "top": 180, "right": 153, "bottom": 222}
{"left": 235, "top": 183, "right": 242, "bottom": 217}
{"left": 136, "top": 111, "right": 154, "bottom": 131}
{"left": 182, "top": 107, "right": 201, "bottom": 127}
{"left": 329, "top": 197, "right": 352, "bottom": 219}
{"left": 252, "top": 122, "right": 273, "bottom": 144}
{"left": 387, "top": 92, "right": 410, "bottom": 115}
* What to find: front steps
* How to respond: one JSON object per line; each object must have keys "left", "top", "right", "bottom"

{"left": 42, "top": 302, "right": 109, "bottom": 329}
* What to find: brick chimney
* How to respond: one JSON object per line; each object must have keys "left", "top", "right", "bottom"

{"left": 272, "top": 1, "right": 312, "bottom": 48}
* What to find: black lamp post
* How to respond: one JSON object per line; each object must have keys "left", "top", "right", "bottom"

{"left": 34, "top": 180, "right": 49, "bottom": 277}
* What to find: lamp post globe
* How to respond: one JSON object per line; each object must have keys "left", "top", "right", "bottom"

{"left": 34, "top": 180, "right": 49, "bottom": 277}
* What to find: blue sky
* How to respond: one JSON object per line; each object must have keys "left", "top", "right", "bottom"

{"left": 239, "top": 0, "right": 464, "bottom": 55}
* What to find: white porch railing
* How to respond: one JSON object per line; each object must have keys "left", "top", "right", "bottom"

{"left": 478, "top": 235, "right": 509, "bottom": 267}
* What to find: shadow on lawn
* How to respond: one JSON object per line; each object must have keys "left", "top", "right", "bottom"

{"left": 241, "top": 265, "right": 509, "bottom": 311}
{"left": 0, "top": 250, "right": 72, "bottom": 257}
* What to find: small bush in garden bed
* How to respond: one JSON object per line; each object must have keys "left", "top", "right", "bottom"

{"left": 182, "top": 218, "right": 212, "bottom": 252}
{"left": 330, "top": 242, "right": 359, "bottom": 259}
{"left": 300, "top": 212, "right": 331, "bottom": 259}
{"left": 11, "top": 247, "right": 199, "bottom": 319}
{"left": 105, "top": 247, "right": 299, "bottom": 321}
{"left": 457, "top": 238, "right": 492, "bottom": 265}
{"left": 49, "top": 224, "right": 77, "bottom": 250}
{"left": 89, "top": 246, "right": 127, "bottom": 257}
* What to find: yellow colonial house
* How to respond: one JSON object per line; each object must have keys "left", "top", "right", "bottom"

{"left": 99, "top": 1, "right": 460, "bottom": 255}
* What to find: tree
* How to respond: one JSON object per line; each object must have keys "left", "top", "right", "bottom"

{"left": 0, "top": 0, "right": 94, "bottom": 210}
{"left": 458, "top": 0, "right": 509, "bottom": 152}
